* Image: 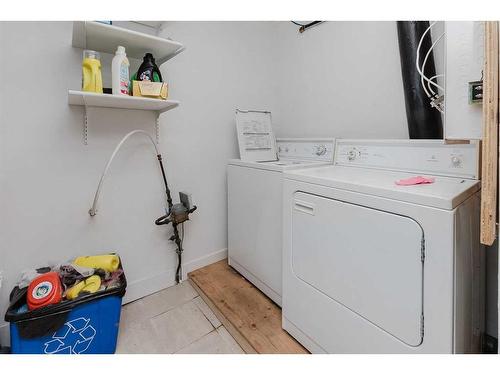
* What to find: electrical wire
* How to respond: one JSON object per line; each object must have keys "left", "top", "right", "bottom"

{"left": 291, "top": 21, "right": 325, "bottom": 33}
{"left": 181, "top": 223, "right": 185, "bottom": 246}
{"left": 175, "top": 223, "right": 185, "bottom": 283}
{"left": 291, "top": 21, "right": 308, "bottom": 27}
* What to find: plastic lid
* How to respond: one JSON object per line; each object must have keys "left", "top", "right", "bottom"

{"left": 116, "top": 46, "right": 126, "bottom": 55}
{"left": 83, "top": 50, "right": 100, "bottom": 60}
{"left": 143, "top": 53, "right": 155, "bottom": 61}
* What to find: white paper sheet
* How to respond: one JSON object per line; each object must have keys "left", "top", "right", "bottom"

{"left": 235, "top": 109, "right": 277, "bottom": 162}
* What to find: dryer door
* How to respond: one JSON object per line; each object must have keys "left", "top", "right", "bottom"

{"left": 292, "top": 192, "right": 424, "bottom": 346}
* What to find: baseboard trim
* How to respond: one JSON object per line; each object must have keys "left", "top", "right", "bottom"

{"left": 182, "top": 248, "right": 228, "bottom": 280}
{"left": 0, "top": 323, "right": 9, "bottom": 348}
{"left": 123, "top": 267, "right": 178, "bottom": 304}
{"left": 125, "top": 247, "right": 227, "bottom": 304}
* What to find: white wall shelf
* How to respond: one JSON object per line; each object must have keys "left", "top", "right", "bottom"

{"left": 68, "top": 90, "right": 180, "bottom": 144}
{"left": 68, "top": 90, "right": 179, "bottom": 113}
{"left": 72, "top": 21, "right": 184, "bottom": 64}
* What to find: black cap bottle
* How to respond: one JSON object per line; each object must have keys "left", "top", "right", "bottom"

{"left": 136, "top": 53, "right": 163, "bottom": 82}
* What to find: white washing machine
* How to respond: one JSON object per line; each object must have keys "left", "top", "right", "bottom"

{"left": 228, "top": 138, "right": 335, "bottom": 306}
{"left": 282, "top": 139, "right": 485, "bottom": 353}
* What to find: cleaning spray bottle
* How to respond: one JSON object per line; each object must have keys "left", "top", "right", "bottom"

{"left": 82, "top": 50, "right": 103, "bottom": 93}
{"left": 112, "top": 46, "right": 130, "bottom": 95}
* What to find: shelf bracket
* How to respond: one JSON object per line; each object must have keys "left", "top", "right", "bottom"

{"left": 156, "top": 114, "right": 160, "bottom": 144}
{"left": 83, "top": 104, "right": 89, "bottom": 146}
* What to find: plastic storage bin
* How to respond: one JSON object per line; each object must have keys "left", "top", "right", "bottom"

{"left": 5, "top": 261, "right": 126, "bottom": 354}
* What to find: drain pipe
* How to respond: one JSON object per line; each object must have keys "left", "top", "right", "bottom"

{"left": 397, "top": 21, "right": 443, "bottom": 139}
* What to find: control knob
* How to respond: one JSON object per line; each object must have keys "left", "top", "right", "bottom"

{"left": 347, "top": 149, "right": 357, "bottom": 161}
{"left": 451, "top": 156, "right": 462, "bottom": 167}
{"left": 315, "top": 145, "right": 327, "bottom": 156}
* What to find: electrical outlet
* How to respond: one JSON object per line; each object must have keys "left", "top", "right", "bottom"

{"left": 468, "top": 81, "right": 483, "bottom": 104}
{"left": 180, "top": 192, "right": 193, "bottom": 210}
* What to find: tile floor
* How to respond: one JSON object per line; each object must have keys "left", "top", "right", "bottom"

{"left": 116, "top": 281, "right": 244, "bottom": 354}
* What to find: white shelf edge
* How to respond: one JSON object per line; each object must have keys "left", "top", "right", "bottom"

{"left": 68, "top": 90, "right": 180, "bottom": 114}
{"left": 72, "top": 21, "right": 184, "bottom": 65}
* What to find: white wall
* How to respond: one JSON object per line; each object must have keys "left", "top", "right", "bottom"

{"left": 444, "top": 21, "right": 484, "bottom": 140}
{"left": 0, "top": 21, "right": 278, "bottom": 343}
{"left": 155, "top": 21, "right": 281, "bottom": 274}
{"left": 271, "top": 21, "right": 409, "bottom": 139}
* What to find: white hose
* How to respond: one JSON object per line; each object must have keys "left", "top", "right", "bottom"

{"left": 415, "top": 22, "right": 445, "bottom": 96}
{"left": 89, "top": 130, "right": 160, "bottom": 216}
{"left": 426, "top": 74, "right": 445, "bottom": 95}
{"left": 415, "top": 21, "right": 436, "bottom": 97}
{"left": 420, "top": 33, "right": 445, "bottom": 94}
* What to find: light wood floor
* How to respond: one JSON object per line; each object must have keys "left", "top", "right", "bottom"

{"left": 189, "top": 260, "right": 308, "bottom": 354}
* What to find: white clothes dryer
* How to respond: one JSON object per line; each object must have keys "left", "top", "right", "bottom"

{"left": 282, "top": 139, "right": 484, "bottom": 353}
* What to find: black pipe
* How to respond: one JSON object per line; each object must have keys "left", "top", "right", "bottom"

{"left": 156, "top": 154, "right": 184, "bottom": 283}
{"left": 397, "top": 21, "right": 443, "bottom": 139}
{"left": 157, "top": 155, "right": 173, "bottom": 210}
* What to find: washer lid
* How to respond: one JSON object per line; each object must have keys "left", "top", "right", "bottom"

{"left": 285, "top": 165, "right": 480, "bottom": 210}
{"left": 229, "top": 138, "right": 336, "bottom": 171}
{"left": 228, "top": 158, "right": 331, "bottom": 172}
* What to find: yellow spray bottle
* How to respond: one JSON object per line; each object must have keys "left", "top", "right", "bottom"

{"left": 82, "top": 50, "right": 103, "bottom": 93}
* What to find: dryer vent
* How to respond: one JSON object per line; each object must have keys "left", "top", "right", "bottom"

{"left": 397, "top": 21, "right": 443, "bottom": 139}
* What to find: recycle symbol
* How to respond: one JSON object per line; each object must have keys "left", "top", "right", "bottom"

{"left": 44, "top": 317, "right": 96, "bottom": 354}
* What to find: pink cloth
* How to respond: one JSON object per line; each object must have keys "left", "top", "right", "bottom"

{"left": 395, "top": 176, "right": 435, "bottom": 186}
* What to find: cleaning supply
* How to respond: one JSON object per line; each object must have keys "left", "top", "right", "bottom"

{"left": 73, "top": 254, "right": 120, "bottom": 272}
{"left": 66, "top": 275, "right": 102, "bottom": 300}
{"left": 112, "top": 46, "right": 130, "bottom": 95}
{"left": 82, "top": 50, "right": 103, "bottom": 93}
{"left": 27, "top": 272, "right": 63, "bottom": 310}
{"left": 135, "top": 53, "right": 163, "bottom": 82}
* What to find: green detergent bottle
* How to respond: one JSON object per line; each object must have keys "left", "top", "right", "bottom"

{"left": 130, "top": 53, "right": 162, "bottom": 94}
{"left": 136, "top": 53, "right": 162, "bottom": 82}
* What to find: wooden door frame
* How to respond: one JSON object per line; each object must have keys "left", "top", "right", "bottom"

{"left": 480, "top": 21, "right": 499, "bottom": 246}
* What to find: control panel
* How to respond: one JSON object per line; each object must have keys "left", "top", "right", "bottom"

{"left": 335, "top": 140, "right": 479, "bottom": 179}
{"left": 277, "top": 139, "right": 335, "bottom": 162}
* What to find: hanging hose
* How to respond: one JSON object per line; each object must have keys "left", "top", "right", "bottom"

{"left": 88, "top": 129, "right": 195, "bottom": 284}
{"left": 89, "top": 130, "right": 161, "bottom": 216}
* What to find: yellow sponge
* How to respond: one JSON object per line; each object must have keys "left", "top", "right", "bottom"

{"left": 73, "top": 254, "right": 119, "bottom": 272}
{"left": 66, "top": 275, "right": 102, "bottom": 300}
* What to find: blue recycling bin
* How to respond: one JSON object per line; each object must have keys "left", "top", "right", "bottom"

{"left": 5, "top": 260, "right": 126, "bottom": 354}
